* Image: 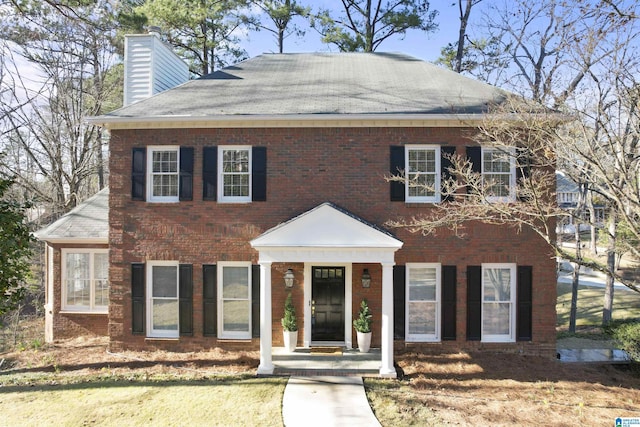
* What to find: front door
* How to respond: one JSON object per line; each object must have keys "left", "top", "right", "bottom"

{"left": 311, "top": 267, "right": 345, "bottom": 341}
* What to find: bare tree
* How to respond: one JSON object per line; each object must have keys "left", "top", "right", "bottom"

{"left": 0, "top": 1, "right": 121, "bottom": 216}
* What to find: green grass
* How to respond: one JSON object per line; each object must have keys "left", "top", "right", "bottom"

{"left": 556, "top": 281, "right": 640, "bottom": 329}
{"left": 0, "top": 374, "right": 286, "bottom": 427}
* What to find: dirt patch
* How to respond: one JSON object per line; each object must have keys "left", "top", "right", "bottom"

{"left": 380, "top": 351, "right": 640, "bottom": 426}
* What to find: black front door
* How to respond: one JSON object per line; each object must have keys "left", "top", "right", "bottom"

{"left": 311, "top": 267, "right": 345, "bottom": 341}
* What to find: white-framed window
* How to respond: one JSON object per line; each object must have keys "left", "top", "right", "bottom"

{"left": 147, "top": 261, "right": 179, "bottom": 338}
{"left": 218, "top": 146, "right": 251, "bottom": 203}
{"left": 218, "top": 262, "right": 252, "bottom": 339}
{"left": 61, "top": 249, "right": 109, "bottom": 312}
{"left": 482, "top": 147, "right": 516, "bottom": 202}
{"left": 406, "top": 263, "right": 441, "bottom": 342}
{"left": 147, "top": 146, "right": 179, "bottom": 202}
{"left": 481, "top": 263, "right": 516, "bottom": 342}
{"left": 405, "top": 145, "right": 441, "bottom": 203}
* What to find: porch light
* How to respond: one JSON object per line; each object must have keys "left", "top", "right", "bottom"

{"left": 284, "top": 268, "right": 295, "bottom": 288}
{"left": 361, "top": 269, "right": 371, "bottom": 288}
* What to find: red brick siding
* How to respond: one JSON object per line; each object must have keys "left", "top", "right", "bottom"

{"left": 108, "top": 127, "right": 556, "bottom": 355}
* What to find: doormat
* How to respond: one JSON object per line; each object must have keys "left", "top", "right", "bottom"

{"left": 310, "top": 347, "right": 343, "bottom": 355}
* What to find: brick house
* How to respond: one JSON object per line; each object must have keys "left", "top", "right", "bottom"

{"left": 37, "top": 33, "right": 557, "bottom": 377}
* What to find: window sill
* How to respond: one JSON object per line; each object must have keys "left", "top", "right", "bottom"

{"left": 145, "top": 337, "right": 179, "bottom": 341}
{"left": 217, "top": 338, "right": 253, "bottom": 342}
{"left": 60, "top": 310, "right": 108, "bottom": 315}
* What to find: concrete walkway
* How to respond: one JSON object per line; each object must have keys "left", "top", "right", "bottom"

{"left": 282, "top": 376, "right": 381, "bottom": 427}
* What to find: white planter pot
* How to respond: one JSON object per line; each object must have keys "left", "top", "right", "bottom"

{"left": 283, "top": 330, "right": 298, "bottom": 353}
{"left": 356, "top": 331, "right": 372, "bottom": 353}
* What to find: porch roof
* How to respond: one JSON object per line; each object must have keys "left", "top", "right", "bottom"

{"left": 250, "top": 203, "right": 403, "bottom": 264}
{"left": 34, "top": 188, "right": 109, "bottom": 244}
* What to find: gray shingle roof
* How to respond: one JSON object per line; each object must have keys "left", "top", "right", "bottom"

{"left": 103, "top": 53, "right": 507, "bottom": 119}
{"left": 35, "top": 188, "right": 109, "bottom": 242}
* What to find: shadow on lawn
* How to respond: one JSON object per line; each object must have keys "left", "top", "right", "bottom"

{"left": 0, "top": 375, "right": 283, "bottom": 394}
{"left": 0, "top": 355, "right": 259, "bottom": 376}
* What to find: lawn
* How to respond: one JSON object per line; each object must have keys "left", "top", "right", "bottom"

{"left": 1, "top": 281, "right": 639, "bottom": 426}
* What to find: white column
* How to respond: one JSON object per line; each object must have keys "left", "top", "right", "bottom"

{"left": 379, "top": 262, "right": 397, "bottom": 378}
{"left": 257, "top": 261, "right": 274, "bottom": 375}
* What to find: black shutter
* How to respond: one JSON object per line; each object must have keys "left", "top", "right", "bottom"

{"left": 179, "top": 147, "right": 194, "bottom": 201}
{"left": 441, "top": 146, "right": 457, "bottom": 202}
{"left": 466, "top": 265, "right": 482, "bottom": 341}
{"left": 466, "top": 146, "right": 482, "bottom": 195}
{"left": 203, "top": 264, "right": 217, "bottom": 336}
{"left": 393, "top": 265, "right": 406, "bottom": 339}
{"left": 202, "top": 147, "right": 217, "bottom": 201}
{"left": 131, "top": 263, "right": 145, "bottom": 335}
{"left": 516, "top": 148, "right": 531, "bottom": 202}
{"left": 252, "top": 147, "right": 267, "bottom": 202}
{"left": 251, "top": 265, "right": 261, "bottom": 338}
{"left": 441, "top": 265, "right": 457, "bottom": 341}
{"left": 390, "top": 146, "right": 405, "bottom": 201}
{"left": 517, "top": 266, "right": 533, "bottom": 341}
{"left": 179, "top": 264, "right": 193, "bottom": 336}
{"left": 132, "top": 148, "right": 146, "bottom": 201}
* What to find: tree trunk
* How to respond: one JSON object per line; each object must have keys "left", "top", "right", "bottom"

{"left": 602, "top": 212, "right": 616, "bottom": 325}
{"left": 455, "top": 0, "right": 473, "bottom": 73}
{"left": 569, "top": 222, "right": 581, "bottom": 333}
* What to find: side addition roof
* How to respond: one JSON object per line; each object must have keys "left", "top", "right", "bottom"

{"left": 35, "top": 188, "right": 109, "bottom": 244}
{"left": 88, "top": 52, "right": 508, "bottom": 129}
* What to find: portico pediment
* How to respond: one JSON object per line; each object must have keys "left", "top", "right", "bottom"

{"left": 251, "top": 203, "right": 403, "bottom": 249}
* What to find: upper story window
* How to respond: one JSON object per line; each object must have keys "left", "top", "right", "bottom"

{"left": 147, "top": 146, "right": 179, "bottom": 202}
{"left": 218, "top": 146, "right": 251, "bottom": 203}
{"left": 405, "top": 145, "right": 441, "bottom": 203}
{"left": 482, "top": 148, "right": 516, "bottom": 202}
{"left": 61, "top": 249, "right": 109, "bottom": 313}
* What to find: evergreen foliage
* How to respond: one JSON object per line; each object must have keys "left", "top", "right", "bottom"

{"left": 281, "top": 293, "right": 297, "bottom": 331}
{"left": 353, "top": 299, "right": 372, "bottom": 333}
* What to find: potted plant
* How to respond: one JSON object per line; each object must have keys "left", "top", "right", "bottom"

{"left": 353, "top": 299, "right": 373, "bottom": 353}
{"left": 281, "top": 293, "right": 298, "bottom": 353}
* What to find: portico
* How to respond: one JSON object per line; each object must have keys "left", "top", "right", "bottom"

{"left": 250, "top": 203, "right": 403, "bottom": 378}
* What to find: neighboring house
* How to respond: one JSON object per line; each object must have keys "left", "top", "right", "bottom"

{"left": 556, "top": 171, "right": 606, "bottom": 234}
{"left": 37, "top": 33, "right": 557, "bottom": 377}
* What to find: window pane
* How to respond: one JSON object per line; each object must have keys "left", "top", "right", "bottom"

{"left": 409, "top": 268, "right": 437, "bottom": 301}
{"left": 66, "top": 253, "right": 90, "bottom": 307}
{"left": 152, "top": 299, "right": 178, "bottom": 331}
{"left": 223, "top": 149, "right": 249, "bottom": 173}
{"left": 152, "top": 150, "right": 177, "bottom": 173}
{"left": 222, "top": 267, "right": 249, "bottom": 299}
{"left": 94, "top": 253, "right": 109, "bottom": 307}
{"left": 152, "top": 266, "right": 177, "bottom": 297}
{"left": 223, "top": 174, "right": 249, "bottom": 197}
{"left": 223, "top": 300, "right": 250, "bottom": 332}
{"left": 483, "top": 302, "right": 510, "bottom": 335}
{"left": 483, "top": 268, "right": 511, "bottom": 302}
{"left": 408, "top": 301, "right": 436, "bottom": 335}
{"left": 153, "top": 174, "right": 178, "bottom": 197}
{"left": 408, "top": 173, "right": 436, "bottom": 197}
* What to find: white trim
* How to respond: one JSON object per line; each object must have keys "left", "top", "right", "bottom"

{"left": 217, "top": 261, "right": 252, "bottom": 340}
{"left": 481, "top": 263, "right": 516, "bottom": 343}
{"left": 405, "top": 145, "right": 442, "bottom": 203}
{"left": 303, "top": 263, "right": 353, "bottom": 349}
{"left": 147, "top": 145, "right": 180, "bottom": 203}
{"left": 217, "top": 146, "right": 252, "bottom": 203}
{"left": 87, "top": 113, "right": 497, "bottom": 130}
{"left": 61, "top": 248, "right": 109, "bottom": 313}
{"left": 146, "top": 261, "right": 180, "bottom": 338}
{"left": 405, "top": 263, "right": 441, "bottom": 342}
{"left": 482, "top": 147, "right": 516, "bottom": 203}
{"left": 37, "top": 238, "right": 109, "bottom": 244}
